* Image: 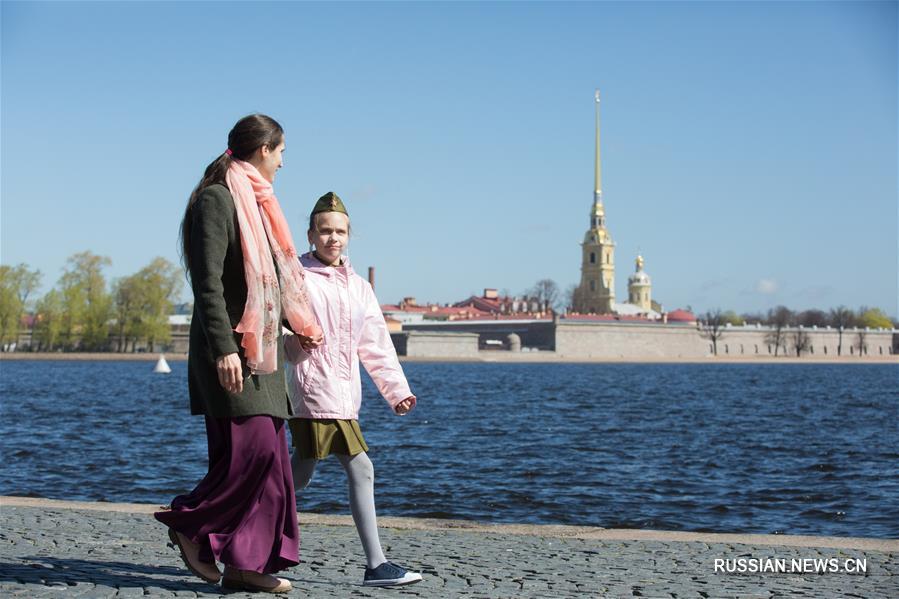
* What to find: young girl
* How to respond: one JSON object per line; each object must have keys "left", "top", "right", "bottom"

{"left": 284, "top": 192, "right": 422, "bottom": 587}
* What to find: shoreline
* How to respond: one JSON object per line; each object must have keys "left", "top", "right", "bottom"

{"left": 3, "top": 496, "right": 895, "bottom": 551}
{"left": 0, "top": 352, "right": 188, "bottom": 362}
{"left": 400, "top": 354, "right": 899, "bottom": 364}
{"left": 0, "top": 351, "right": 896, "bottom": 364}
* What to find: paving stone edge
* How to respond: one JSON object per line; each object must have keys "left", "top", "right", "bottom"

{"left": 3, "top": 495, "right": 896, "bottom": 551}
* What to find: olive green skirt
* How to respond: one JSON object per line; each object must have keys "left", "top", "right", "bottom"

{"left": 288, "top": 418, "right": 369, "bottom": 460}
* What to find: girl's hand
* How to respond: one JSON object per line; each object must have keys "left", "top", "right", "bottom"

{"left": 299, "top": 331, "right": 324, "bottom": 352}
{"left": 395, "top": 396, "right": 415, "bottom": 415}
{"left": 216, "top": 352, "right": 243, "bottom": 394}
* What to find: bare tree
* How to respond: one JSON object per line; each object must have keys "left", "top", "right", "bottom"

{"left": 765, "top": 305, "right": 793, "bottom": 357}
{"left": 529, "top": 279, "right": 560, "bottom": 313}
{"left": 564, "top": 284, "right": 578, "bottom": 314}
{"left": 854, "top": 329, "right": 867, "bottom": 357}
{"left": 740, "top": 311, "right": 765, "bottom": 325}
{"left": 798, "top": 309, "right": 828, "bottom": 328}
{"left": 699, "top": 309, "right": 726, "bottom": 355}
{"left": 829, "top": 306, "right": 854, "bottom": 356}
{"left": 790, "top": 328, "right": 812, "bottom": 357}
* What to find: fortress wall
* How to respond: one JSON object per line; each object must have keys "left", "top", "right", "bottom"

{"left": 404, "top": 331, "right": 480, "bottom": 358}
{"left": 708, "top": 327, "right": 894, "bottom": 358}
{"left": 555, "top": 323, "right": 707, "bottom": 359}
{"left": 555, "top": 323, "right": 896, "bottom": 360}
{"left": 403, "top": 321, "right": 556, "bottom": 350}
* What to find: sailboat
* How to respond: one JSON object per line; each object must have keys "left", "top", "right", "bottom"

{"left": 153, "top": 354, "right": 172, "bottom": 374}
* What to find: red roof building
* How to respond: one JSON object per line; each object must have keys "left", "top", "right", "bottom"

{"left": 666, "top": 309, "right": 697, "bottom": 323}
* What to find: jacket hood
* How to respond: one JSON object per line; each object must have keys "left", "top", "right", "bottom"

{"left": 300, "top": 252, "right": 355, "bottom": 278}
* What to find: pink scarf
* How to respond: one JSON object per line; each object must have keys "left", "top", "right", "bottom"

{"left": 225, "top": 159, "right": 321, "bottom": 374}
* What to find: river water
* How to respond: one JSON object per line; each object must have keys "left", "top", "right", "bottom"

{"left": 1, "top": 360, "right": 896, "bottom": 538}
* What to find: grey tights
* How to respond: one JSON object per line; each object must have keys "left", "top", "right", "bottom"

{"left": 291, "top": 452, "right": 387, "bottom": 569}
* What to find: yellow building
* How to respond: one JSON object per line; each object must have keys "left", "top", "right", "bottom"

{"left": 572, "top": 90, "right": 616, "bottom": 314}
{"left": 572, "top": 90, "right": 656, "bottom": 317}
{"left": 627, "top": 254, "right": 652, "bottom": 311}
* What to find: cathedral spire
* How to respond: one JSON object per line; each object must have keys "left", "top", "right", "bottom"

{"left": 594, "top": 89, "right": 602, "bottom": 203}
{"left": 590, "top": 89, "right": 606, "bottom": 231}
{"left": 573, "top": 88, "right": 616, "bottom": 315}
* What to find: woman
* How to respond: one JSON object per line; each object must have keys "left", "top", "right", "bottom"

{"left": 155, "top": 114, "right": 321, "bottom": 594}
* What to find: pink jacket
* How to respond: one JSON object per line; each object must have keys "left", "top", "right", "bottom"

{"left": 284, "top": 253, "right": 415, "bottom": 419}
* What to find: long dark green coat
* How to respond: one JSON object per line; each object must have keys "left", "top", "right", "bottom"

{"left": 187, "top": 183, "right": 292, "bottom": 419}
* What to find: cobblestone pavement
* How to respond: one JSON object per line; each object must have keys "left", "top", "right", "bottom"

{"left": 1, "top": 499, "right": 896, "bottom": 598}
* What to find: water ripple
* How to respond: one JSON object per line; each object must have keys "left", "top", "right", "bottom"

{"left": 0, "top": 360, "right": 896, "bottom": 538}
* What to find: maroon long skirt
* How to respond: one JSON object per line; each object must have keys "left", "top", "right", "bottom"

{"left": 155, "top": 415, "right": 299, "bottom": 574}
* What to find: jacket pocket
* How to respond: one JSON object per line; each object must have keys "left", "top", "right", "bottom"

{"left": 301, "top": 350, "right": 323, "bottom": 395}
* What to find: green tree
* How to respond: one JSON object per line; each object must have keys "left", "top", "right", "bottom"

{"left": 33, "top": 289, "right": 64, "bottom": 351}
{"left": 113, "top": 275, "right": 143, "bottom": 352}
{"left": 856, "top": 307, "right": 892, "bottom": 330}
{"left": 133, "top": 257, "right": 182, "bottom": 351}
{"left": 58, "top": 252, "right": 113, "bottom": 350}
{"left": 720, "top": 310, "right": 744, "bottom": 326}
{"left": 0, "top": 266, "right": 22, "bottom": 349}
{"left": 58, "top": 273, "right": 85, "bottom": 349}
{"left": 0, "top": 264, "right": 42, "bottom": 350}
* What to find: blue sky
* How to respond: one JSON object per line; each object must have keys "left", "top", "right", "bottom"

{"left": 2, "top": 1, "right": 896, "bottom": 316}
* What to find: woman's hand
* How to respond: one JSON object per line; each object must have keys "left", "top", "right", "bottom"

{"left": 395, "top": 396, "right": 415, "bottom": 415}
{"left": 299, "top": 331, "right": 324, "bottom": 352}
{"left": 216, "top": 352, "right": 243, "bottom": 394}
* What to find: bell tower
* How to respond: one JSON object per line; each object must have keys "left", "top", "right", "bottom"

{"left": 572, "top": 90, "right": 615, "bottom": 313}
{"left": 627, "top": 254, "right": 652, "bottom": 311}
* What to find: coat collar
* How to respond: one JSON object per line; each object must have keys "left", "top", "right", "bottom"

{"left": 300, "top": 252, "right": 354, "bottom": 278}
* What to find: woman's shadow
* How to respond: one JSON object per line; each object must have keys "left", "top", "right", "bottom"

{"left": 0, "top": 556, "right": 222, "bottom": 594}
{"left": 1, "top": 555, "right": 331, "bottom": 595}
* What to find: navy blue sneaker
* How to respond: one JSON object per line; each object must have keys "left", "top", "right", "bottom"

{"left": 362, "top": 561, "right": 423, "bottom": 587}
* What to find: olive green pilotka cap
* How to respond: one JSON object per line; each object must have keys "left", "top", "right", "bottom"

{"left": 311, "top": 191, "right": 348, "bottom": 216}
